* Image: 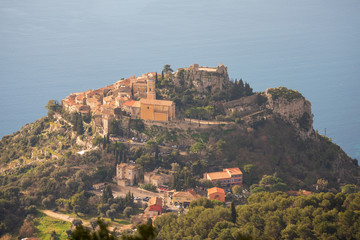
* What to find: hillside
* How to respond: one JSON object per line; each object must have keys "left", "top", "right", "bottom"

{"left": 0, "top": 64, "right": 359, "bottom": 238}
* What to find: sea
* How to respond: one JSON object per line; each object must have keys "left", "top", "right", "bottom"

{"left": 0, "top": 0, "right": 359, "bottom": 161}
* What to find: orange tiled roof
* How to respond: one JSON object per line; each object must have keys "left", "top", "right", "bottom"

{"left": 207, "top": 171, "right": 230, "bottom": 180}
{"left": 207, "top": 187, "right": 225, "bottom": 195}
{"left": 149, "top": 197, "right": 163, "bottom": 206}
{"left": 140, "top": 98, "right": 174, "bottom": 106}
{"left": 124, "top": 100, "right": 136, "bottom": 107}
{"left": 225, "top": 168, "right": 243, "bottom": 176}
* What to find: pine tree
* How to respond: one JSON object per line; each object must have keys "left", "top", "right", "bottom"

{"left": 231, "top": 200, "right": 237, "bottom": 223}
{"left": 76, "top": 114, "right": 84, "bottom": 135}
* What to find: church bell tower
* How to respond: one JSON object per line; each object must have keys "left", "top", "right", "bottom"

{"left": 147, "top": 78, "right": 156, "bottom": 100}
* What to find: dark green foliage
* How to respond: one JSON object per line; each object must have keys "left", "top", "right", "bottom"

{"left": 102, "top": 186, "right": 114, "bottom": 203}
{"left": 71, "top": 112, "right": 84, "bottom": 135}
{"left": 154, "top": 192, "right": 360, "bottom": 240}
{"left": 250, "top": 174, "right": 287, "bottom": 194}
{"left": 45, "top": 99, "right": 61, "bottom": 117}
{"left": 110, "top": 120, "right": 124, "bottom": 136}
{"left": 267, "top": 87, "right": 303, "bottom": 101}
{"left": 139, "top": 183, "right": 157, "bottom": 192}
{"left": 231, "top": 201, "right": 237, "bottom": 223}
{"left": 229, "top": 79, "right": 253, "bottom": 100}
{"left": 120, "top": 223, "right": 157, "bottom": 240}
{"left": 171, "top": 168, "right": 198, "bottom": 190}
{"left": 69, "top": 219, "right": 116, "bottom": 240}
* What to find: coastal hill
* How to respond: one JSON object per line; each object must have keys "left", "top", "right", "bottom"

{"left": 0, "top": 64, "right": 359, "bottom": 238}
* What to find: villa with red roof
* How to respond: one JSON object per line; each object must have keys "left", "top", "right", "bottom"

{"left": 204, "top": 168, "right": 243, "bottom": 189}
{"left": 207, "top": 187, "right": 226, "bottom": 202}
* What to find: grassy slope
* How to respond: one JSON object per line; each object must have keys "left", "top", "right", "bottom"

{"left": 34, "top": 212, "right": 71, "bottom": 240}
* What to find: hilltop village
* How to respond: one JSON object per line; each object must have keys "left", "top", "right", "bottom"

{"left": 62, "top": 64, "right": 229, "bottom": 135}
{"left": 62, "top": 71, "right": 175, "bottom": 135}
{"left": 1, "top": 64, "right": 360, "bottom": 239}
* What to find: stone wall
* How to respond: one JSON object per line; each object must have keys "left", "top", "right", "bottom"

{"left": 175, "top": 64, "right": 231, "bottom": 93}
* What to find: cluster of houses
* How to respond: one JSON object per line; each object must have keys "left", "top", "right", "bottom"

{"left": 61, "top": 63, "right": 230, "bottom": 135}
{"left": 113, "top": 163, "right": 243, "bottom": 208}
{"left": 62, "top": 72, "right": 175, "bottom": 135}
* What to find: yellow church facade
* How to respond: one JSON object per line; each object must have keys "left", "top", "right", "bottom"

{"left": 140, "top": 99, "right": 175, "bottom": 121}
{"left": 139, "top": 77, "right": 176, "bottom": 121}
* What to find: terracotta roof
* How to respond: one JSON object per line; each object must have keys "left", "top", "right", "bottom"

{"left": 207, "top": 187, "right": 225, "bottom": 195}
{"left": 140, "top": 98, "right": 174, "bottom": 106}
{"left": 301, "top": 190, "right": 312, "bottom": 196}
{"left": 124, "top": 100, "right": 136, "bottom": 107}
{"left": 225, "top": 168, "right": 243, "bottom": 176}
{"left": 207, "top": 171, "right": 230, "bottom": 180}
{"left": 76, "top": 94, "right": 85, "bottom": 100}
{"left": 149, "top": 197, "right": 163, "bottom": 206}
{"left": 173, "top": 191, "right": 198, "bottom": 199}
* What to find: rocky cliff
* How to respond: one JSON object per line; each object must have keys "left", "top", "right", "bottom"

{"left": 265, "top": 87, "right": 314, "bottom": 139}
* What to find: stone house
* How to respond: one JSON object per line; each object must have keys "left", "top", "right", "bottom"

{"left": 171, "top": 190, "right": 199, "bottom": 206}
{"left": 144, "top": 170, "right": 173, "bottom": 187}
{"left": 115, "top": 163, "right": 139, "bottom": 186}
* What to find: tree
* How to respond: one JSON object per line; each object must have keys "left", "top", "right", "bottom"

{"left": 316, "top": 178, "right": 328, "bottom": 191}
{"left": 231, "top": 201, "right": 237, "bottom": 223}
{"left": 123, "top": 206, "right": 133, "bottom": 218}
{"left": 71, "top": 191, "right": 87, "bottom": 213}
{"left": 110, "top": 120, "right": 123, "bottom": 136}
{"left": 190, "top": 142, "right": 205, "bottom": 155}
{"left": 106, "top": 209, "right": 117, "bottom": 221}
{"left": 341, "top": 184, "right": 358, "bottom": 194}
{"left": 162, "top": 64, "right": 173, "bottom": 79}
{"left": 102, "top": 185, "right": 114, "bottom": 203}
{"left": 90, "top": 218, "right": 98, "bottom": 230}
{"left": 72, "top": 219, "right": 83, "bottom": 227}
{"left": 45, "top": 99, "right": 61, "bottom": 117}
{"left": 232, "top": 185, "right": 243, "bottom": 196}
{"left": 19, "top": 219, "right": 37, "bottom": 238}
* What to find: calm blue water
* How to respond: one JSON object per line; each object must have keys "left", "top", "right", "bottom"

{"left": 1, "top": 0, "right": 359, "bottom": 160}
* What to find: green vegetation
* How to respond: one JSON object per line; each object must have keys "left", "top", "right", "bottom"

{"left": 1, "top": 65, "right": 359, "bottom": 239}
{"left": 34, "top": 212, "right": 71, "bottom": 240}
{"left": 139, "top": 183, "right": 157, "bottom": 192}
{"left": 154, "top": 191, "right": 360, "bottom": 239}
{"left": 267, "top": 87, "right": 303, "bottom": 101}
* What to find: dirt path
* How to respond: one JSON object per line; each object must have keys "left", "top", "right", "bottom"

{"left": 41, "top": 210, "right": 79, "bottom": 224}
{"left": 41, "top": 210, "right": 131, "bottom": 232}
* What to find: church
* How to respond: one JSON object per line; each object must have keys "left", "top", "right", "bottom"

{"left": 139, "top": 78, "right": 176, "bottom": 121}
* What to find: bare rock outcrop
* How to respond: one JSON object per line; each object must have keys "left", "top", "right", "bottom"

{"left": 266, "top": 87, "right": 314, "bottom": 139}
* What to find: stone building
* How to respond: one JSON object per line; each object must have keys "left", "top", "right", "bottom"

{"left": 171, "top": 190, "right": 199, "bottom": 206}
{"left": 175, "top": 63, "right": 231, "bottom": 93}
{"left": 144, "top": 170, "right": 173, "bottom": 187}
{"left": 115, "top": 163, "right": 139, "bottom": 186}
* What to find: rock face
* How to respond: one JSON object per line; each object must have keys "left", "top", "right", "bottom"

{"left": 175, "top": 63, "right": 231, "bottom": 93}
{"left": 265, "top": 87, "right": 314, "bottom": 139}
